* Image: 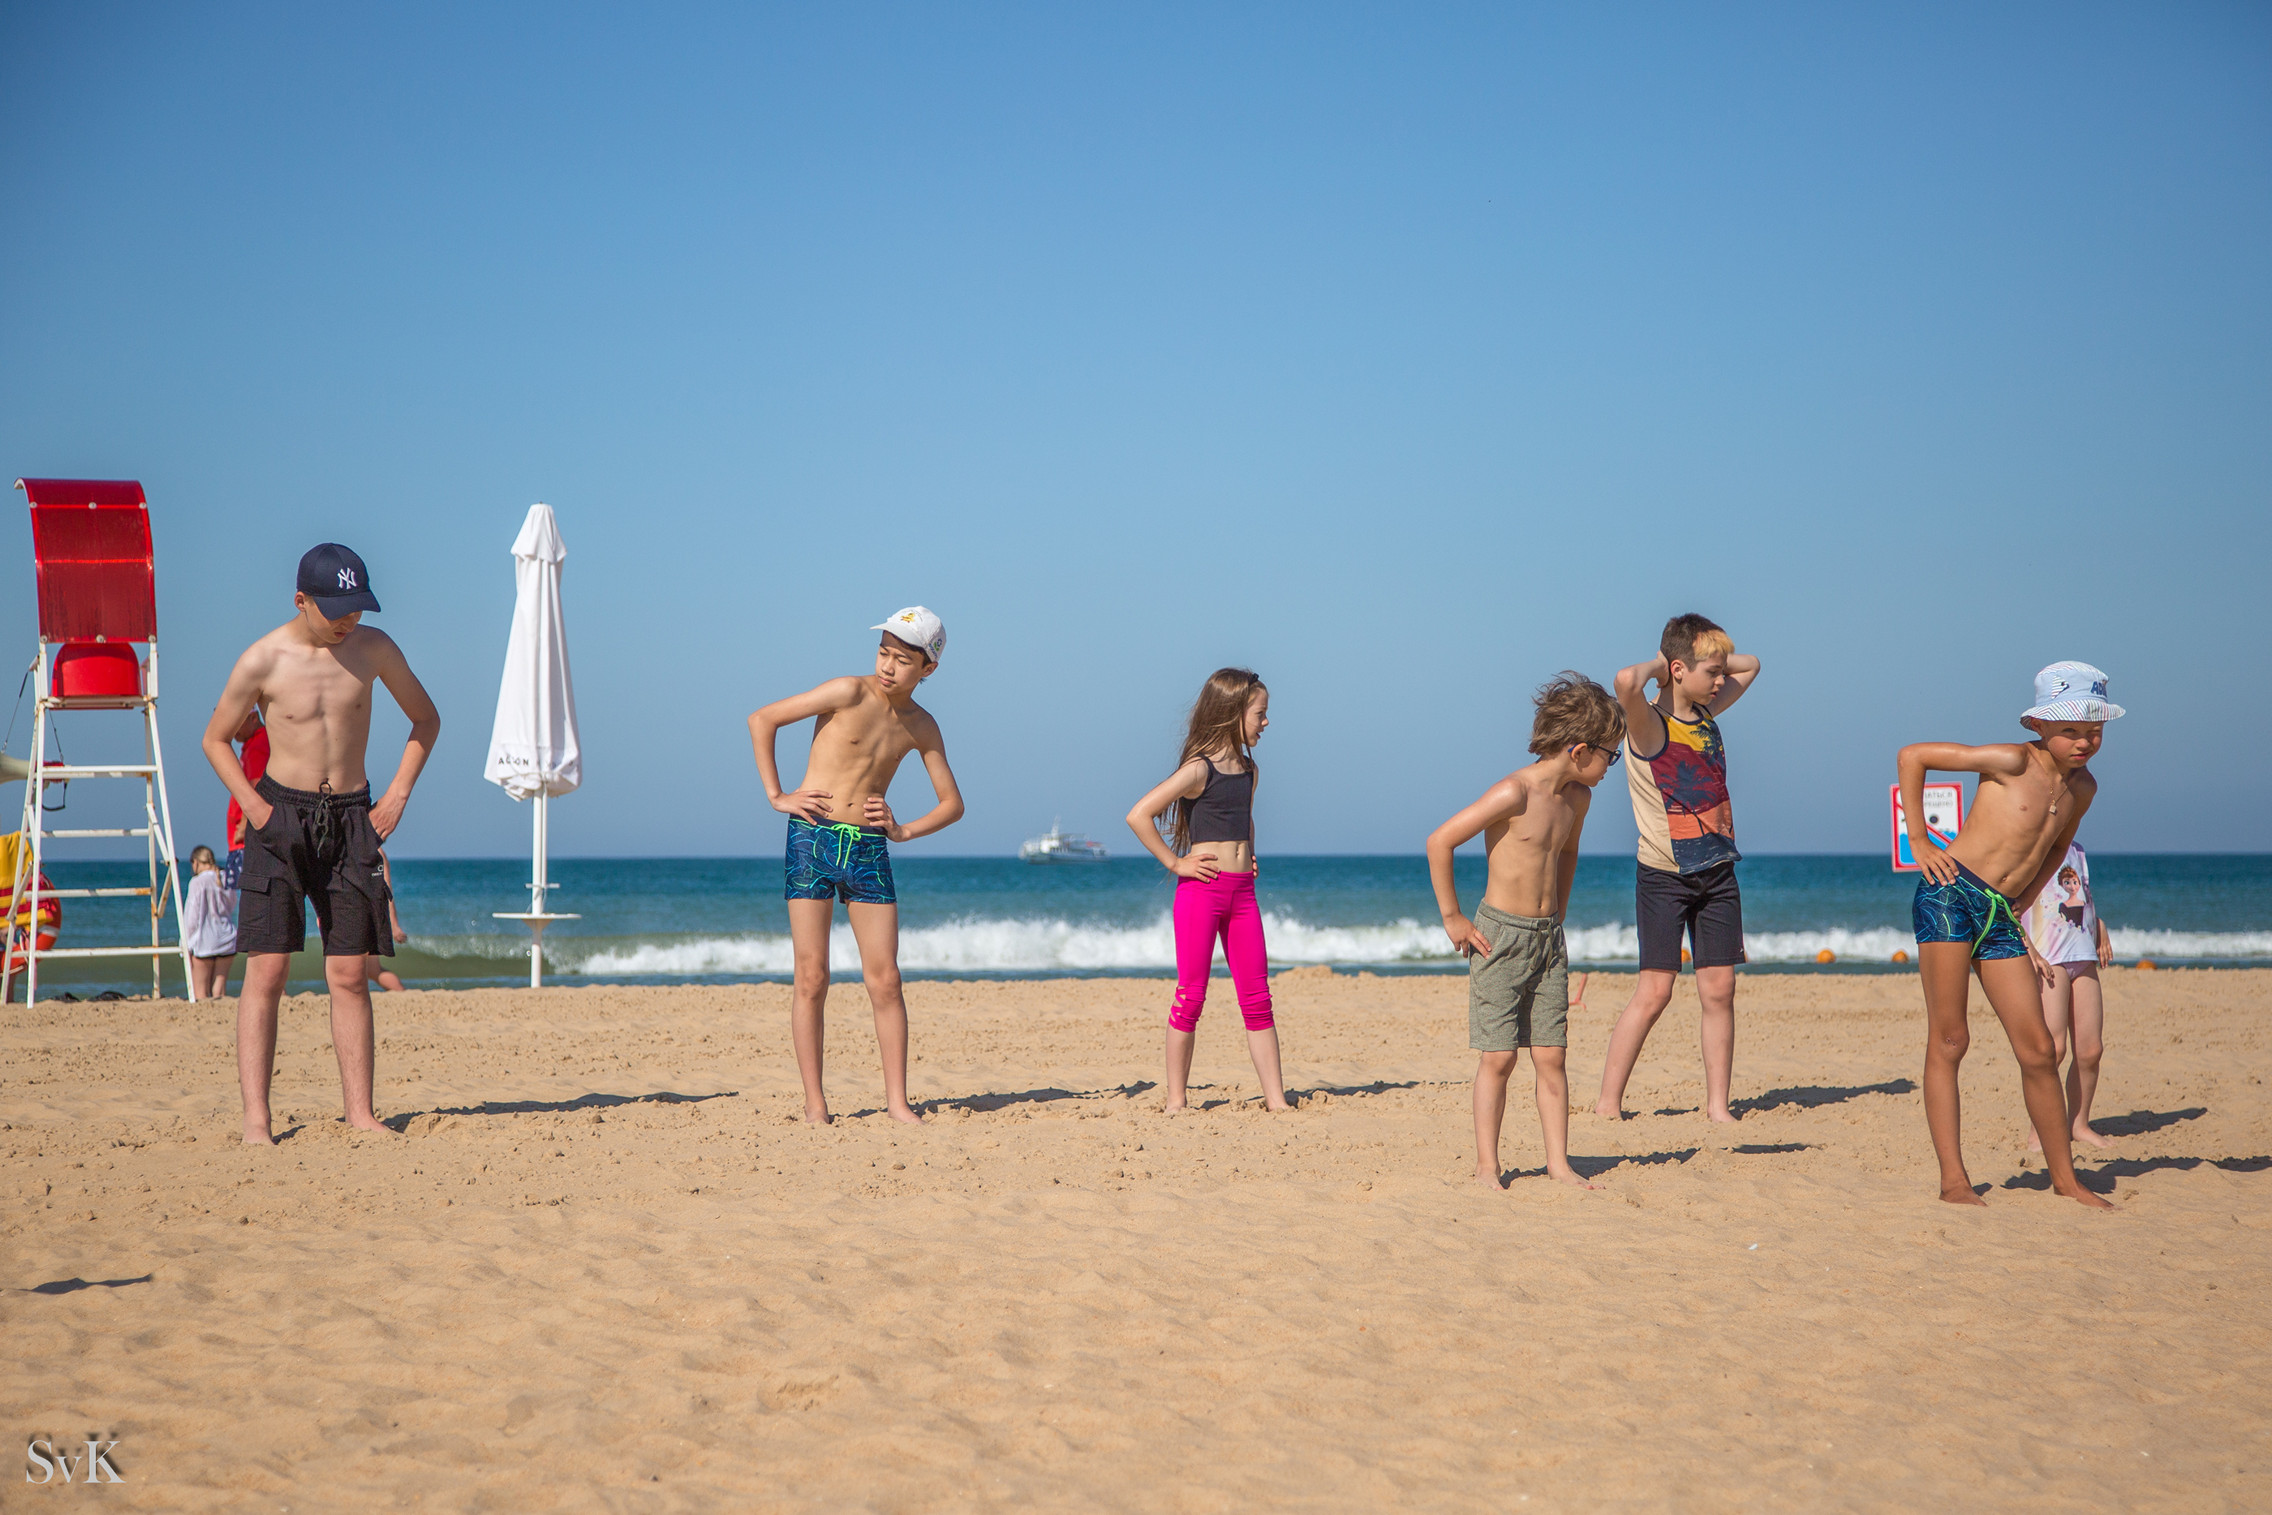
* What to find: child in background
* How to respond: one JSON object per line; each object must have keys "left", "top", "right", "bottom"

{"left": 2022, "top": 840, "right": 2114, "bottom": 1150}
{"left": 1427, "top": 673, "right": 1625, "bottom": 1190}
{"left": 1126, "top": 668, "right": 1287, "bottom": 1113}
{"left": 181, "top": 845, "right": 238, "bottom": 999}
{"left": 222, "top": 710, "right": 268, "bottom": 889}
{"left": 363, "top": 850, "right": 408, "bottom": 993}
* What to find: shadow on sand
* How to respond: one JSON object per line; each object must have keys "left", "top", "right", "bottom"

{"left": 20, "top": 1274, "right": 152, "bottom": 1296}
{"left": 2091, "top": 1107, "right": 2207, "bottom": 1137}
{"left": 1730, "top": 1078, "right": 1918, "bottom": 1116}
{"left": 383, "top": 1090, "right": 739, "bottom": 1128}
{"left": 1569, "top": 1148, "right": 1701, "bottom": 1178}
{"left": 2002, "top": 1153, "right": 2271, "bottom": 1192}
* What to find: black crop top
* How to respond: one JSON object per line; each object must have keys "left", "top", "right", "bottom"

{"left": 1187, "top": 759, "right": 1254, "bottom": 844}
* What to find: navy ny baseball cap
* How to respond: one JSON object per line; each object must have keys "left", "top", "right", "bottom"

{"left": 297, "top": 543, "right": 382, "bottom": 617}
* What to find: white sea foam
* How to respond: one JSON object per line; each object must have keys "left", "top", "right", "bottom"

{"left": 570, "top": 913, "right": 2272, "bottom": 976}
{"left": 2111, "top": 927, "right": 2272, "bottom": 959}
{"left": 571, "top": 912, "right": 1448, "bottom": 976}
{"left": 558, "top": 913, "right": 2272, "bottom": 975}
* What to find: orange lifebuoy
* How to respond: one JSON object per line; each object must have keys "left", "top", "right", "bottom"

{"left": 3, "top": 871, "right": 62, "bottom": 972}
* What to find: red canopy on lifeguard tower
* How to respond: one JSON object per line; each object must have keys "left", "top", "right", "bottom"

{"left": 17, "top": 478, "right": 155, "bottom": 644}
{"left": 6, "top": 476, "right": 191, "bottom": 1005}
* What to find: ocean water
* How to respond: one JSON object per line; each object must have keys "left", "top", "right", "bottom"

{"left": 17, "top": 853, "right": 2272, "bottom": 995}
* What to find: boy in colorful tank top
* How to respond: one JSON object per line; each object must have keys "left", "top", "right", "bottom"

{"left": 1593, "top": 614, "right": 1760, "bottom": 1124}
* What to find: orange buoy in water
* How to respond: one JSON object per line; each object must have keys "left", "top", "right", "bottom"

{"left": 1815, "top": 948, "right": 1836, "bottom": 964}
{"left": 1891, "top": 949, "right": 1911, "bottom": 964}
{"left": 2135, "top": 958, "right": 2157, "bottom": 971}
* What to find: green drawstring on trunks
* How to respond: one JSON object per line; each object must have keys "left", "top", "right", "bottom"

{"left": 815, "top": 821, "right": 868, "bottom": 869}
{"left": 1974, "top": 883, "right": 2018, "bottom": 952}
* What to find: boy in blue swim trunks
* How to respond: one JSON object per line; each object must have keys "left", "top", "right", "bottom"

{"left": 1896, "top": 661, "right": 2122, "bottom": 1210}
{"left": 750, "top": 607, "right": 964, "bottom": 1124}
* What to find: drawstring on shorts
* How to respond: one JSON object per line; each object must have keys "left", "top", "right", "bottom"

{"left": 308, "top": 781, "right": 346, "bottom": 860}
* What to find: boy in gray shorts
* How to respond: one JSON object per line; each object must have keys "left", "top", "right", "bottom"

{"left": 1425, "top": 673, "right": 1625, "bottom": 1189}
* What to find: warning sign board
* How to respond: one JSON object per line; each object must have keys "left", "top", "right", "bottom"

{"left": 1891, "top": 783, "right": 1965, "bottom": 872}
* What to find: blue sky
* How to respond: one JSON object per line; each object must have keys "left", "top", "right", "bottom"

{"left": 3, "top": 3, "right": 2266, "bottom": 860}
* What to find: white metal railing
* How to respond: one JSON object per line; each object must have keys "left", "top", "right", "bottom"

{"left": 4, "top": 640, "right": 194, "bottom": 1004}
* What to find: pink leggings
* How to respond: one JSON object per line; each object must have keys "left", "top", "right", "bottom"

{"left": 1170, "top": 871, "right": 1274, "bottom": 1032}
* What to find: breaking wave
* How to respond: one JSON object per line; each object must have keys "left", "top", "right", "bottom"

{"left": 548, "top": 913, "right": 2272, "bottom": 976}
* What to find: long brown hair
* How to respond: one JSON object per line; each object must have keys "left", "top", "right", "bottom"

{"left": 1166, "top": 667, "right": 1265, "bottom": 854}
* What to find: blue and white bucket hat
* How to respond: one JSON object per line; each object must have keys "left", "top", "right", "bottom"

{"left": 2023, "top": 662, "right": 2123, "bottom": 724}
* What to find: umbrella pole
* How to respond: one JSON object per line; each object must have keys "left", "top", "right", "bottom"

{"left": 530, "top": 790, "right": 547, "bottom": 987}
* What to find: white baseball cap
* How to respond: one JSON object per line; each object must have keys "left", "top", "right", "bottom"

{"left": 871, "top": 606, "right": 945, "bottom": 665}
{"left": 2023, "top": 661, "right": 2123, "bottom": 724}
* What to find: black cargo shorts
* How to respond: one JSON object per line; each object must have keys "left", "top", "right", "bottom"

{"left": 235, "top": 775, "right": 393, "bottom": 958}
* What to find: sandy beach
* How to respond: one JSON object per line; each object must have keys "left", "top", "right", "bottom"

{"left": 5, "top": 966, "right": 2268, "bottom": 1510}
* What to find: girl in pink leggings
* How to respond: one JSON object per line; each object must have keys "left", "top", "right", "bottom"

{"left": 1125, "top": 667, "right": 1289, "bottom": 1112}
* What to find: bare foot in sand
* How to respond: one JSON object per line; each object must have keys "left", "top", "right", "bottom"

{"left": 1707, "top": 1108, "right": 1740, "bottom": 1125}
{"left": 1473, "top": 1167, "right": 1507, "bottom": 1191}
{"left": 2072, "top": 1123, "right": 2113, "bottom": 1149}
{"left": 887, "top": 1105, "right": 924, "bottom": 1125}
{"left": 1940, "top": 1183, "right": 1989, "bottom": 1207}
{"left": 2055, "top": 1180, "right": 2115, "bottom": 1210}
{"left": 1546, "top": 1164, "right": 1601, "bottom": 1191}
{"left": 1591, "top": 1101, "right": 1629, "bottom": 1121}
{"left": 1163, "top": 1100, "right": 1190, "bottom": 1115}
{"left": 346, "top": 1114, "right": 396, "bottom": 1134}
{"left": 1261, "top": 1099, "right": 1292, "bottom": 1113}
{"left": 242, "top": 1118, "right": 276, "bottom": 1146}
{"left": 803, "top": 1104, "right": 833, "bottom": 1126}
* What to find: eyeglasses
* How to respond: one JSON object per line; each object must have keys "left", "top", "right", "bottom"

{"left": 1583, "top": 743, "right": 1623, "bottom": 766}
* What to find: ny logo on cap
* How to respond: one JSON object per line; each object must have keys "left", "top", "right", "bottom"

{"left": 338, "top": 568, "right": 358, "bottom": 590}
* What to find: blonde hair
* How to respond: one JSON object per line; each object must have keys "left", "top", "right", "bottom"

{"left": 1166, "top": 668, "right": 1265, "bottom": 854}
{"left": 1660, "top": 613, "right": 1733, "bottom": 669}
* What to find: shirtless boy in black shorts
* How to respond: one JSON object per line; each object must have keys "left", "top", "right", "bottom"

{"left": 202, "top": 545, "right": 440, "bottom": 1144}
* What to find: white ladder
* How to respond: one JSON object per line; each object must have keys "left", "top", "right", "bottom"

{"left": 2, "top": 641, "right": 194, "bottom": 1004}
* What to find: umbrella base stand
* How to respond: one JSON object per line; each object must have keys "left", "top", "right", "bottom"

{"left": 493, "top": 912, "right": 581, "bottom": 987}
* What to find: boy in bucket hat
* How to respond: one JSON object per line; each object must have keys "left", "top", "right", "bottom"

{"left": 1893, "top": 662, "right": 2123, "bottom": 1210}
{"left": 748, "top": 607, "right": 964, "bottom": 1124}
{"left": 201, "top": 544, "right": 441, "bottom": 1145}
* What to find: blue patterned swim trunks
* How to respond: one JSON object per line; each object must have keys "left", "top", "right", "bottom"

{"left": 1912, "top": 860, "right": 2028, "bottom": 961}
{"left": 785, "top": 818, "right": 896, "bottom": 905}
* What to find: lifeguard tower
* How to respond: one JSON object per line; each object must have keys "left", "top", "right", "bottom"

{"left": 2, "top": 478, "right": 194, "bottom": 1003}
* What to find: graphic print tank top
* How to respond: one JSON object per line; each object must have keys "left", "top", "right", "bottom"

{"left": 2022, "top": 842, "right": 2097, "bottom": 965}
{"left": 1625, "top": 706, "right": 1740, "bottom": 875}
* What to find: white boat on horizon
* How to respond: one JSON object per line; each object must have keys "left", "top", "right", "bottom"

{"left": 1019, "top": 822, "right": 1109, "bottom": 864}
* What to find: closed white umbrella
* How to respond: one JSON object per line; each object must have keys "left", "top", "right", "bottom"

{"left": 485, "top": 503, "right": 581, "bottom": 986}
